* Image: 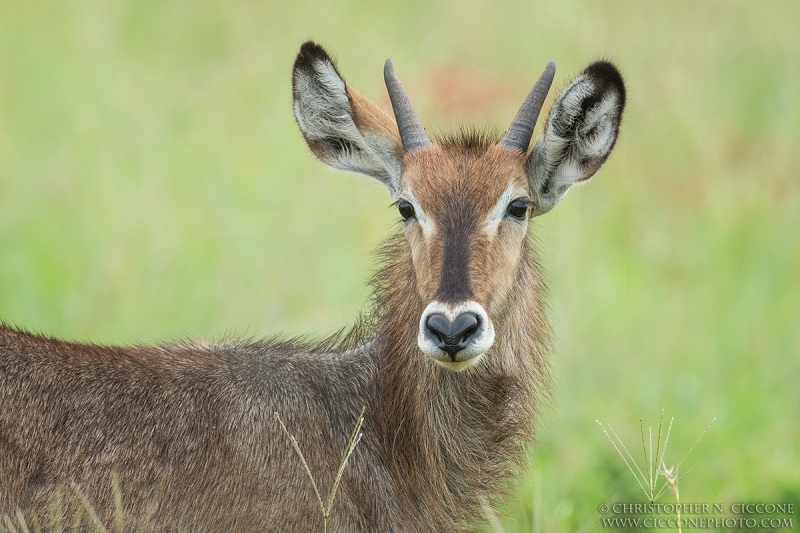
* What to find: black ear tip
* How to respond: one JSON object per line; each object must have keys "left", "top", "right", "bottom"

{"left": 298, "top": 41, "right": 330, "bottom": 61}
{"left": 583, "top": 60, "right": 623, "bottom": 81}
{"left": 293, "top": 41, "right": 335, "bottom": 75}
{"left": 583, "top": 61, "right": 626, "bottom": 102}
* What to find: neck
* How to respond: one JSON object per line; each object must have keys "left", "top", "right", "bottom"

{"left": 358, "top": 232, "right": 552, "bottom": 527}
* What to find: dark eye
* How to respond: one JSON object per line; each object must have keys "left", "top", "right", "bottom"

{"left": 506, "top": 198, "right": 529, "bottom": 220}
{"left": 398, "top": 200, "right": 415, "bottom": 221}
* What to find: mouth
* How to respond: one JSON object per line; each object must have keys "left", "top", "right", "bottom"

{"left": 428, "top": 354, "right": 486, "bottom": 372}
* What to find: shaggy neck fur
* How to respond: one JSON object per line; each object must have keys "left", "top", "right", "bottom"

{"left": 348, "top": 230, "right": 552, "bottom": 529}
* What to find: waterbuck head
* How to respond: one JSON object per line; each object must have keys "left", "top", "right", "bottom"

{"left": 292, "top": 42, "right": 625, "bottom": 371}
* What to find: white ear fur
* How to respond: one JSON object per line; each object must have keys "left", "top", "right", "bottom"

{"left": 526, "top": 61, "right": 625, "bottom": 216}
{"left": 292, "top": 42, "right": 403, "bottom": 196}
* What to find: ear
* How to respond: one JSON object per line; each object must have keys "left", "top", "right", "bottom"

{"left": 292, "top": 41, "right": 404, "bottom": 197}
{"left": 526, "top": 61, "right": 626, "bottom": 216}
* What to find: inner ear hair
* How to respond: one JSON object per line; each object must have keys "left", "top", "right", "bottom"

{"left": 526, "top": 60, "right": 626, "bottom": 216}
{"left": 291, "top": 41, "right": 403, "bottom": 195}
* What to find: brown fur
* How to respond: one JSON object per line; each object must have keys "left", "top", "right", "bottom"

{"left": 401, "top": 143, "right": 531, "bottom": 307}
{"left": 348, "top": 88, "right": 402, "bottom": 147}
{"left": 0, "top": 208, "right": 550, "bottom": 531}
{"left": 1, "top": 40, "right": 625, "bottom": 531}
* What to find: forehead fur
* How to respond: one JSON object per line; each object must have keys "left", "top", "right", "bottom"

{"left": 435, "top": 128, "right": 501, "bottom": 155}
{"left": 402, "top": 130, "right": 529, "bottom": 217}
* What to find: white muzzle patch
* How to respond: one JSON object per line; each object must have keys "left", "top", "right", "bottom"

{"left": 417, "top": 300, "right": 495, "bottom": 371}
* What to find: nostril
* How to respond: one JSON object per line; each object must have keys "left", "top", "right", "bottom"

{"left": 425, "top": 314, "right": 450, "bottom": 346}
{"left": 451, "top": 313, "right": 479, "bottom": 343}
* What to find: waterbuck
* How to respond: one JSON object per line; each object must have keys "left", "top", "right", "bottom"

{"left": 0, "top": 41, "right": 625, "bottom": 531}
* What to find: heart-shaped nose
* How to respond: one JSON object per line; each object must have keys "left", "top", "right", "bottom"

{"left": 424, "top": 312, "right": 480, "bottom": 358}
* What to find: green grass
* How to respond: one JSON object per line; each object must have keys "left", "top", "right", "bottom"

{"left": 1, "top": 1, "right": 798, "bottom": 531}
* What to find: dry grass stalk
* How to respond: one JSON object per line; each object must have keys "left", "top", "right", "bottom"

{"left": 275, "top": 407, "right": 365, "bottom": 533}
{"left": 596, "top": 410, "right": 715, "bottom": 503}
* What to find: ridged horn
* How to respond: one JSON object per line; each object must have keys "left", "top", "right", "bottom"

{"left": 384, "top": 59, "right": 431, "bottom": 151}
{"left": 500, "top": 60, "right": 556, "bottom": 152}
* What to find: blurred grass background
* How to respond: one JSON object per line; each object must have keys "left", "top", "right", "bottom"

{"left": 1, "top": 0, "right": 798, "bottom": 530}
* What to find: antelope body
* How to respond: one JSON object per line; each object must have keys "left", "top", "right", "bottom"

{"left": 0, "top": 42, "right": 625, "bottom": 531}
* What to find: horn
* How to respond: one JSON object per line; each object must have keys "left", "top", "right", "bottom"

{"left": 384, "top": 59, "right": 431, "bottom": 151}
{"left": 500, "top": 60, "right": 556, "bottom": 152}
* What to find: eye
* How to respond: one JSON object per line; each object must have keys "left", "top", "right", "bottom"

{"left": 398, "top": 200, "right": 415, "bottom": 221}
{"left": 506, "top": 198, "right": 529, "bottom": 220}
